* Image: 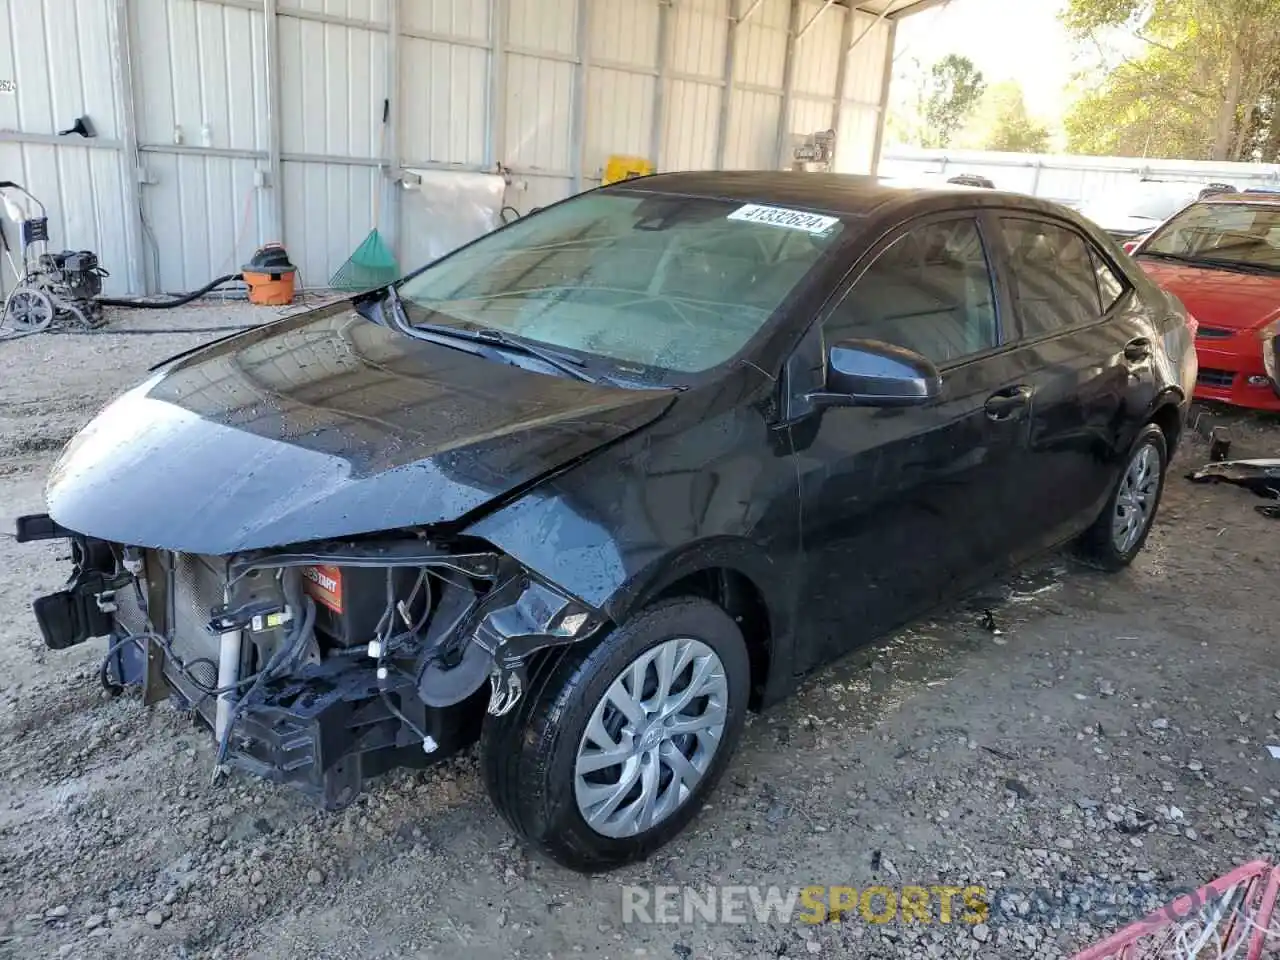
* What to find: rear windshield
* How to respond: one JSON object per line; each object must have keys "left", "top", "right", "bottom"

{"left": 1142, "top": 202, "right": 1280, "bottom": 271}
{"left": 397, "top": 191, "right": 845, "bottom": 378}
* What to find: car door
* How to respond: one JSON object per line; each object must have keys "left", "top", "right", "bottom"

{"left": 786, "top": 214, "right": 1034, "bottom": 671}
{"left": 992, "top": 215, "right": 1149, "bottom": 552}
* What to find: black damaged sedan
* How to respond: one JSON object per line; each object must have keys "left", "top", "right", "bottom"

{"left": 21, "top": 173, "right": 1196, "bottom": 871}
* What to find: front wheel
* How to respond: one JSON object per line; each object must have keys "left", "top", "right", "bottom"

{"left": 480, "top": 597, "right": 750, "bottom": 872}
{"left": 1077, "top": 423, "right": 1168, "bottom": 570}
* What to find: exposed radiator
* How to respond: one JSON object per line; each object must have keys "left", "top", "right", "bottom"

{"left": 132, "top": 552, "right": 227, "bottom": 722}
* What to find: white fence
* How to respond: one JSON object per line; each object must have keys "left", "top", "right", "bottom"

{"left": 879, "top": 147, "right": 1280, "bottom": 208}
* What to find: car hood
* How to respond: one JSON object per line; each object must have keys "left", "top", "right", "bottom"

{"left": 1082, "top": 212, "right": 1161, "bottom": 238}
{"left": 46, "top": 304, "right": 673, "bottom": 555}
{"left": 1137, "top": 259, "right": 1280, "bottom": 331}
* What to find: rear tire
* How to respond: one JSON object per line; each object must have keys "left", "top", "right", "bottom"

{"left": 480, "top": 597, "right": 750, "bottom": 872}
{"left": 1077, "top": 423, "right": 1168, "bottom": 571}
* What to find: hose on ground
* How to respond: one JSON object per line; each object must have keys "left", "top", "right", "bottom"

{"left": 60, "top": 325, "right": 262, "bottom": 336}
{"left": 96, "top": 272, "right": 243, "bottom": 308}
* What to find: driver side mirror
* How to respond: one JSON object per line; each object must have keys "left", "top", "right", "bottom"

{"left": 810, "top": 338, "right": 941, "bottom": 408}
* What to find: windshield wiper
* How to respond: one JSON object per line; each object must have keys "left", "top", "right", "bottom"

{"left": 382, "top": 287, "right": 602, "bottom": 384}
{"left": 431, "top": 325, "right": 603, "bottom": 384}
{"left": 1140, "top": 252, "right": 1280, "bottom": 274}
{"left": 1184, "top": 258, "right": 1280, "bottom": 275}
{"left": 1137, "top": 251, "right": 1202, "bottom": 265}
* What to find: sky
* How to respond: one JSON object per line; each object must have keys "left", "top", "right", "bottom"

{"left": 890, "top": 0, "right": 1082, "bottom": 126}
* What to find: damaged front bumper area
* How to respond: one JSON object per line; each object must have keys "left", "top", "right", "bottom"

{"left": 17, "top": 516, "right": 604, "bottom": 809}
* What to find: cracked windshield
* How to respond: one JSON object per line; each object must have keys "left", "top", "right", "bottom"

{"left": 398, "top": 192, "right": 844, "bottom": 376}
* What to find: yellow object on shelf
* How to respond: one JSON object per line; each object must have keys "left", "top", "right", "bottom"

{"left": 602, "top": 155, "right": 654, "bottom": 186}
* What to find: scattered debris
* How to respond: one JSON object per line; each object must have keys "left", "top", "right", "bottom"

{"left": 1208, "top": 426, "right": 1232, "bottom": 463}
{"left": 1004, "top": 778, "right": 1033, "bottom": 800}
{"left": 1187, "top": 458, "right": 1280, "bottom": 498}
{"left": 1073, "top": 859, "right": 1280, "bottom": 959}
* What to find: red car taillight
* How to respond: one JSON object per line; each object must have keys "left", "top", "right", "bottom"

{"left": 1122, "top": 240, "right": 1140, "bottom": 254}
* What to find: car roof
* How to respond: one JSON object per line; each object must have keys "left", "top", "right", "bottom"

{"left": 1199, "top": 192, "right": 1280, "bottom": 205}
{"left": 607, "top": 170, "right": 1056, "bottom": 220}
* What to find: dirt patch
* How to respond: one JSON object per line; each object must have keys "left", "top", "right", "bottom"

{"left": 1, "top": 304, "right": 1278, "bottom": 960}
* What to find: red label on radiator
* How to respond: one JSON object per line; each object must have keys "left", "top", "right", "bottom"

{"left": 302, "top": 565, "right": 343, "bottom": 614}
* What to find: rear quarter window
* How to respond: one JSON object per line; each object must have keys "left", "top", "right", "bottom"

{"left": 1090, "top": 248, "right": 1128, "bottom": 312}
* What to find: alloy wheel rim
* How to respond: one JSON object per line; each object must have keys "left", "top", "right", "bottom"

{"left": 1112, "top": 443, "right": 1161, "bottom": 554}
{"left": 574, "top": 637, "right": 728, "bottom": 839}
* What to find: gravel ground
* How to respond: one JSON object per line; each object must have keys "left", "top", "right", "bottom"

{"left": 2, "top": 301, "right": 1279, "bottom": 960}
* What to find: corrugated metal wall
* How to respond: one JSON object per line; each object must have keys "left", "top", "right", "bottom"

{"left": 0, "top": 0, "right": 135, "bottom": 294}
{"left": 1, "top": 0, "right": 896, "bottom": 294}
{"left": 131, "top": 0, "right": 270, "bottom": 292}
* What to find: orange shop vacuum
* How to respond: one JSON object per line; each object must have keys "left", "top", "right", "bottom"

{"left": 242, "top": 243, "right": 298, "bottom": 305}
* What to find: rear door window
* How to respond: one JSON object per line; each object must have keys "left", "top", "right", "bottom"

{"left": 1091, "top": 248, "right": 1127, "bottom": 311}
{"left": 1000, "top": 218, "right": 1105, "bottom": 338}
{"left": 824, "top": 218, "right": 999, "bottom": 365}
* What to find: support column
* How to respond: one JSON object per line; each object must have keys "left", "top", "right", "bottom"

{"left": 828, "top": 5, "right": 854, "bottom": 172}
{"left": 571, "top": 0, "right": 591, "bottom": 191}
{"left": 263, "top": 0, "right": 285, "bottom": 244}
{"left": 112, "top": 0, "right": 148, "bottom": 293}
{"left": 868, "top": 19, "right": 897, "bottom": 176}
{"left": 775, "top": 0, "right": 802, "bottom": 170}
{"left": 650, "top": 0, "right": 671, "bottom": 170}
{"left": 383, "top": 0, "right": 402, "bottom": 259}
{"left": 487, "top": 0, "right": 509, "bottom": 169}
{"left": 715, "top": 0, "right": 743, "bottom": 169}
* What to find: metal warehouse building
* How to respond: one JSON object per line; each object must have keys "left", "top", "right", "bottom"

{"left": 0, "top": 0, "right": 936, "bottom": 295}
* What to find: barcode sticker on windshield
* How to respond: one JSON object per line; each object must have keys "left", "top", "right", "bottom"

{"left": 727, "top": 203, "right": 839, "bottom": 235}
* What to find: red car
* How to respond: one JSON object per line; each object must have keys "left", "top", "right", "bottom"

{"left": 1132, "top": 195, "right": 1280, "bottom": 411}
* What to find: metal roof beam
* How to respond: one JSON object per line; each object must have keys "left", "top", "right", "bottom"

{"left": 883, "top": 0, "right": 952, "bottom": 20}
{"left": 848, "top": 4, "right": 892, "bottom": 50}
{"left": 796, "top": 0, "right": 836, "bottom": 41}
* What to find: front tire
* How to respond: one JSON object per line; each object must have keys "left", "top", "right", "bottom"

{"left": 1077, "top": 422, "right": 1168, "bottom": 570}
{"left": 480, "top": 597, "right": 750, "bottom": 872}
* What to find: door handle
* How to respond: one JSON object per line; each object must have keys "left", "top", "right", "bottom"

{"left": 1124, "top": 337, "right": 1152, "bottom": 362}
{"left": 984, "top": 385, "right": 1033, "bottom": 421}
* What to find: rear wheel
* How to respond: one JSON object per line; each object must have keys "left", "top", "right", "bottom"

{"left": 480, "top": 597, "right": 749, "bottom": 872}
{"left": 1077, "top": 423, "right": 1168, "bottom": 570}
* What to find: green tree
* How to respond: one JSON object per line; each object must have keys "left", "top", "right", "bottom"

{"left": 1064, "top": 46, "right": 1208, "bottom": 157}
{"left": 967, "top": 82, "right": 1052, "bottom": 154}
{"left": 1063, "top": 0, "right": 1280, "bottom": 160}
{"left": 920, "top": 55, "right": 987, "bottom": 148}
